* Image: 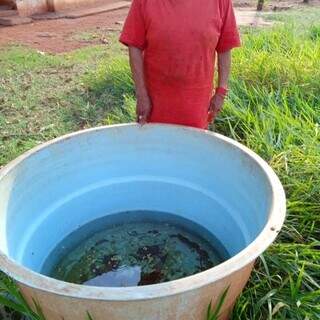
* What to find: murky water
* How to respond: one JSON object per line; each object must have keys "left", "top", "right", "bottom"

{"left": 43, "top": 211, "right": 228, "bottom": 287}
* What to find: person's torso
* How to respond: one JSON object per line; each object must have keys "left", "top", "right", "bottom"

{"left": 142, "top": 0, "right": 223, "bottom": 88}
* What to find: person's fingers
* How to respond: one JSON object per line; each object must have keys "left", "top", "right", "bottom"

{"left": 211, "top": 100, "right": 218, "bottom": 113}
{"left": 212, "top": 97, "right": 224, "bottom": 116}
{"left": 138, "top": 113, "right": 147, "bottom": 125}
{"left": 212, "top": 105, "right": 222, "bottom": 118}
{"left": 136, "top": 112, "right": 141, "bottom": 123}
{"left": 136, "top": 105, "right": 145, "bottom": 124}
{"left": 207, "top": 110, "right": 214, "bottom": 123}
{"left": 210, "top": 97, "right": 218, "bottom": 111}
{"left": 137, "top": 103, "right": 151, "bottom": 125}
{"left": 208, "top": 99, "right": 213, "bottom": 112}
{"left": 213, "top": 106, "right": 221, "bottom": 117}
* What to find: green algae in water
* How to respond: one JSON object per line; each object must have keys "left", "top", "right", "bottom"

{"left": 43, "top": 211, "right": 228, "bottom": 287}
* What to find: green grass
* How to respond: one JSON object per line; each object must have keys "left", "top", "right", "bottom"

{"left": 207, "top": 287, "right": 230, "bottom": 320}
{"left": 1, "top": 7, "right": 320, "bottom": 320}
{"left": 0, "top": 38, "right": 124, "bottom": 167}
{"left": 0, "top": 277, "right": 45, "bottom": 320}
{"left": 225, "top": 11, "right": 320, "bottom": 320}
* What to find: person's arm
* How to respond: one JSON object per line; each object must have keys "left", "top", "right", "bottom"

{"left": 129, "top": 46, "right": 152, "bottom": 125}
{"left": 217, "top": 50, "right": 231, "bottom": 89}
{"left": 118, "top": 0, "right": 149, "bottom": 124}
{"left": 209, "top": 0, "right": 241, "bottom": 123}
{"left": 209, "top": 50, "right": 231, "bottom": 118}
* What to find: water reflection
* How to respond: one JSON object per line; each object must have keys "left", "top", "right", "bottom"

{"left": 84, "top": 265, "right": 142, "bottom": 287}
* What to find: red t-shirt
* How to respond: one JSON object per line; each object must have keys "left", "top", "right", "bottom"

{"left": 120, "top": 0, "right": 241, "bottom": 129}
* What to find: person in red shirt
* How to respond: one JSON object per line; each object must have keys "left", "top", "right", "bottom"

{"left": 120, "top": 0, "right": 241, "bottom": 129}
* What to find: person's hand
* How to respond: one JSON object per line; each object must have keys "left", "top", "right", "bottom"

{"left": 136, "top": 94, "right": 152, "bottom": 125}
{"left": 208, "top": 93, "right": 225, "bottom": 122}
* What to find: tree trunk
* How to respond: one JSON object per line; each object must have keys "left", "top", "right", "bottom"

{"left": 257, "top": 0, "right": 265, "bottom": 11}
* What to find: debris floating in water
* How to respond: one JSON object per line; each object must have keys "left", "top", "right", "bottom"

{"left": 44, "top": 211, "right": 228, "bottom": 287}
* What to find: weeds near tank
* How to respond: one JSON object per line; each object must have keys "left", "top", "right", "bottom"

{"left": 0, "top": 275, "right": 96, "bottom": 320}
{"left": 206, "top": 287, "right": 229, "bottom": 320}
{"left": 86, "top": 312, "right": 94, "bottom": 320}
{"left": 0, "top": 276, "right": 45, "bottom": 320}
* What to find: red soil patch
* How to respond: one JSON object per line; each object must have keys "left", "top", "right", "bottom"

{"left": 0, "top": 8, "right": 128, "bottom": 53}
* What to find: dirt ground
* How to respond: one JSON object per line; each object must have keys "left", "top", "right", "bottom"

{"left": 0, "top": 8, "right": 128, "bottom": 53}
{"left": 0, "top": 0, "right": 319, "bottom": 53}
